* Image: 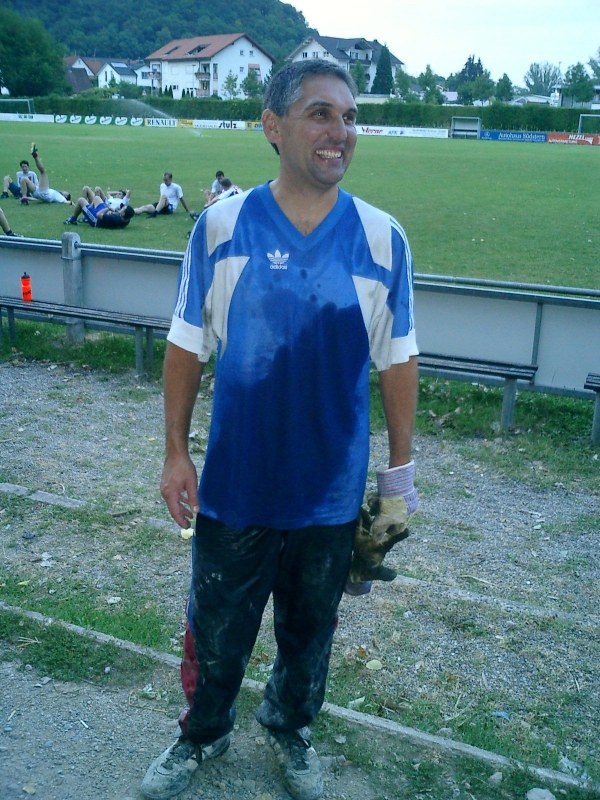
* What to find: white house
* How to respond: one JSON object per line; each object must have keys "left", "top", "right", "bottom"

{"left": 146, "top": 34, "right": 275, "bottom": 99}
{"left": 97, "top": 61, "right": 138, "bottom": 89}
{"left": 287, "top": 36, "right": 403, "bottom": 93}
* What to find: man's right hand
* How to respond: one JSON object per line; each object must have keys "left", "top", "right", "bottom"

{"left": 160, "top": 453, "right": 200, "bottom": 529}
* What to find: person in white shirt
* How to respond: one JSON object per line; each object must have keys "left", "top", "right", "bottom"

{"left": 19, "top": 144, "right": 72, "bottom": 205}
{"left": 2, "top": 159, "right": 39, "bottom": 199}
{"left": 203, "top": 170, "right": 224, "bottom": 204}
{"left": 204, "top": 178, "right": 242, "bottom": 208}
{"left": 134, "top": 172, "right": 195, "bottom": 218}
{"left": 82, "top": 185, "right": 131, "bottom": 211}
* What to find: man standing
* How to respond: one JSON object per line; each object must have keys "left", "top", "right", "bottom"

{"left": 141, "top": 60, "right": 419, "bottom": 800}
{"left": 2, "top": 159, "right": 39, "bottom": 199}
{"left": 134, "top": 172, "right": 194, "bottom": 218}
{"left": 18, "top": 144, "right": 71, "bottom": 205}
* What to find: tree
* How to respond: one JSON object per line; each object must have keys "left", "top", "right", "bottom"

{"left": 371, "top": 44, "right": 393, "bottom": 95}
{"left": 457, "top": 82, "right": 475, "bottom": 105}
{"left": 349, "top": 61, "right": 367, "bottom": 95}
{"left": 524, "top": 62, "right": 561, "bottom": 95}
{"left": 471, "top": 71, "right": 495, "bottom": 102}
{"left": 395, "top": 67, "right": 418, "bottom": 100}
{"left": 562, "top": 62, "right": 594, "bottom": 104}
{"left": 0, "top": 8, "right": 68, "bottom": 96}
{"left": 417, "top": 65, "right": 443, "bottom": 104}
{"left": 495, "top": 73, "right": 514, "bottom": 102}
{"left": 223, "top": 70, "right": 239, "bottom": 99}
{"left": 458, "top": 55, "right": 484, "bottom": 85}
{"left": 240, "top": 68, "right": 263, "bottom": 99}
{"left": 589, "top": 47, "right": 600, "bottom": 80}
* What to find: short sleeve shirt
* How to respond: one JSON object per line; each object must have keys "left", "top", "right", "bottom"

{"left": 167, "top": 183, "right": 418, "bottom": 530}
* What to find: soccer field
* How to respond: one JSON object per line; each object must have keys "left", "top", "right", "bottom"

{"left": 1, "top": 122, "right": 598, "bottom": 289}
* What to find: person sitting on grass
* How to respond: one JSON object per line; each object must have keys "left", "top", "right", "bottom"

{"left": 133, "top": 172, "right": 195, "bottom": 219}
{"left": 81, "top": 185, "right": 131, "bottom": 211}
{"left": 19, "top": 144, "right": 71, "bottom": 205}
{"left": 2, "top": 159, "right": 39, "bottom": 199}
{"left": 204, "top": 170, "right": 224, "bottom": 204}
{"left": 203, "top": 178, "right": 242, "bottom": 208}
{"left": 0, "top": 207, "right": 23, "bottom": 237}
{"left": 64, "top": 194, "right": 135, "bottom": 229}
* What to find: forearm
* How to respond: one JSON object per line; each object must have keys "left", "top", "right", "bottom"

{"left": 180, "top": 198, "right": 190, "bottom": 213}
{"left": 163, "top": 342, "right": 204, "bottom": 456}
{"left": 378, "top": 356, "right": 418, "bottom": 467}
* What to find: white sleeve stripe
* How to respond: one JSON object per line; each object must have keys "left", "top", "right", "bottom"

{"left": 174, "top": 245, "right": 192, "bottom": 318}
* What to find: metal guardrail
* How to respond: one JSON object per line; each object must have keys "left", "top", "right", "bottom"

{"left": 1, "top": 234, "right": 599, "bottom": 404}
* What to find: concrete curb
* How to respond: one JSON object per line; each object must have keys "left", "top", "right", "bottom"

{"left": 1, "top": 601, "right": 596, "bottom": 793}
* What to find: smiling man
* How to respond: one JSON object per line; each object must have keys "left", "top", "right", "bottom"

{"left": 141, "top": 60, "right": 419, "bottom": 800}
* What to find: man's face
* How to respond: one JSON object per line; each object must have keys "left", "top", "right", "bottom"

{"left": 20, "top": 163, "right": 29, "bottom": 174}
{"left": 163, "top": 174, "right": 172, "bottom": 186}
{"left": 264, "top": 75, "right": 357, "bottom": 192}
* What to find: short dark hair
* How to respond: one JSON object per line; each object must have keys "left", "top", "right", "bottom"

{"left": 64, "top": 192, "right": 71, "bottom": 202}
{"left": 163, "top": 172, "right": 173, "bottom": 180}
{"left": 263, "top": 60, "right": 357, "bottom": 117}
{"left": 20, "top": 160, "right": 29, "bottom": 167}
{"left": 216, "top": 170, "right": 224, "bottom": 178}
{"left": 220, "top": 178, "right": 232, "bottom": 189}
{"left": 123, "top": 204, "right": 135, "bottom": 220}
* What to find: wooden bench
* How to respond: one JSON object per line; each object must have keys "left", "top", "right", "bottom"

{"left": 584, "top": 373, "right": 600, "bottom": 445}
{"left": 0, "top": 296, "right": 171, "bottom": 376}
{"left": 418, "top": 353, "right": 538, "bottom": 430}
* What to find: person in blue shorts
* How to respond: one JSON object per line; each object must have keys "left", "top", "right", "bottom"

{"left": 141, "top": 60, "right": 419, "bottom": 800}
{"left": 64, "top": 194, "right": 135, "bottom": 228}
{"left": 2, "top": 159, "right": 38, "bottom": 199}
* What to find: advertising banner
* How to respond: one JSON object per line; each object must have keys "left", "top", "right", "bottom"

{"left": 84, "top": 115, "right": 97, "bottom": 124}
{"left": 192, "top": 119, "right": 246, "bottom": 129}
{"left": 177, "top": 119, "right": 195, "bottom": 128}
{"left": 246, "top": 121, "right": 264, "bottom": 131}
{"left": 130, "top": 117, "right": 144, "bottom": 126}
{"left": 99, "top": 116, "right": 113, "bottom": 125}
{"left": 480, "top": 130, "right": 547, "bottom": 143}
{"left": 357, "top": 125, "right": 448, "bottom": 138}
{"left": 145, "top": 118, "right": 177, "bottom": 127}
{"left": 115, "top": 117, "right": 128, "bottom": 126}
{"left": 0, "top": 113, "right": 54, "bottom": 123}
{"left": 70, "top": 115, "right": 82, "bottom": 124}
{"left": 547, "top": 133, "right": 600, "bottom": 145}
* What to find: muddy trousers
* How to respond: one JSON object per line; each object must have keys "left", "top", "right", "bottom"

{"left": 178, "top": 513, "right": 355, "bottom": 745}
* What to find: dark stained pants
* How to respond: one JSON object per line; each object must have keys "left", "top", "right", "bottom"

{"left": 178, "top": 513, "right": 355, "bottom": 745}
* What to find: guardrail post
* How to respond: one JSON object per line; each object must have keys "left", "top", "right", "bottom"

{"left": 61, "top": 232, "right": 84, "bottom": 344}
{"left": 500, "top": 378, "right": 517, "bottom": 430}
{"left": 591, "top": 394, "right": 600, "bottom": 446}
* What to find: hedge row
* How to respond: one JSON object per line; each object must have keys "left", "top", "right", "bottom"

{"left": 32, "top": 95, "right": 584, "bottom": 133}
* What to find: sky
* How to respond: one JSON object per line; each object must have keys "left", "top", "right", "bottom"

{"left": 289, "top": 0, "right": 599, "bottom": 87}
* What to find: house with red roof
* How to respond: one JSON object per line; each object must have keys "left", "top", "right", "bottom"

{"left": 146, "top": 34, "right": 275, "bottom": 99}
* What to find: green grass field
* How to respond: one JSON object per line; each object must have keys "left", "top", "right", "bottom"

{"left": 1, "top": 121, "right": 599, "bottom": 288}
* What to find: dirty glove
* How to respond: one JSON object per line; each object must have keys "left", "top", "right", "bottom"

{"left": 345, "top": 461, "right": 418, "bottom": 595}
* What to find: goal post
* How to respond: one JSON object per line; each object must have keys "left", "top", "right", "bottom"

{"left": 578, "top": 113, "right": 600, "bottom": 134}
{"left": 0, "top": 98, "right": 36, "bottom": 114}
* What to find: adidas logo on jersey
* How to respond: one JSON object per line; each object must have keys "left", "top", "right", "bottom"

{"left": 267, "top": 249, "right": 289, "bottom": 270}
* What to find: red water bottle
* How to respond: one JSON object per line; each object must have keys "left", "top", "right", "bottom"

{"left": 21, "top": 272, "right": 32, "bottom": 302}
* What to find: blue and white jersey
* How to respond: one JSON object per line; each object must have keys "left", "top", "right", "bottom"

{"left": 168, "top": 182, "right": 418, "bottom": 530}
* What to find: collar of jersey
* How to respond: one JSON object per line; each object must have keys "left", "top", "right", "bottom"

{"left": 257, "top": 182, "right": 353, "bottom": 253}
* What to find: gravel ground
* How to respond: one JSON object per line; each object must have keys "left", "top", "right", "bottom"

{"left": 0, "top": 359, "right": 598, "bottom": 799}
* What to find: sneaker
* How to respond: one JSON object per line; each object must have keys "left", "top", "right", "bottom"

{"left": 146, "top": 210, "right": 158, "bottom": 218}
{"left": 140, "top": 734, "right": 230, "bottom": 800}
{"left": 63, "top": 217, "right": 78, "bottom": 225}
{"left": 20, "top": 197, "right": 28, "bottom": 205}
{"left": 5, "top": 231, "right": 24, "bottom": 237}
{"left": 267, "top": 728, "right": 324, "bottom": 800}
{"left": 0, "top": 192, "right": 8, "bottom": 199}
{"left": 31, "top": 142, "right": 38, "bottom": 158}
